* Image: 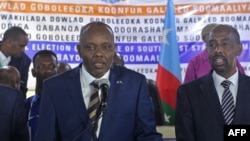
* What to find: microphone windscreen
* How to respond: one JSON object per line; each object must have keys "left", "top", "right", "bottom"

{"left": 94, "top": 79, "right": 110, "bottom": 88}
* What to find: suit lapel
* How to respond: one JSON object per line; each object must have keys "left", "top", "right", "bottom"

{"left": 233, "top": 74, "right": 249, "bottom": 124}
{"left": 67, "top": 66, "right": 89, "bottom": 122}
{"left": 200, "top": 74, "right": 225, "bottom": 125}
{"left": 99, "top": 65, "right": 121, "bottom": 138}
{"left": 104, "top": 65, "right": 121, "bottom": 108}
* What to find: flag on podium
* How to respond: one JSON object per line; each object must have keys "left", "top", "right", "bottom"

{"left": 156, "top": 0, "right": 182, "bottom": 125}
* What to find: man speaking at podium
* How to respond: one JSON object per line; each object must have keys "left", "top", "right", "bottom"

{"left": 36, "top": 21, "right": 162, "bottom": 141}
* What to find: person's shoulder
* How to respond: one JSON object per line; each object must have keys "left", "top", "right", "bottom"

{"left": 45, "top": 67, "right": 78, "bottom": 83}
{"left": 0, "top": 84, "right": 21, "bottom": 98}
{"left": 0, "top": 85, "right": 23, "bottom": 112}
{"left": 22, "top": 53, "right": 31, "bottom": 61}
{"left": 181, "top": 73, "right": 211, "bottom": 88}
{"left": 20, "top": 53, "right": 31, "bottom": 64}
{"left": 239, "top": 73, "right": 250, "bottom": 81}
{"left": 114, "top": 65, "right": 146, "bottom": 78}
{"left": 10, "top": 53, "right": 31, "bottom": 65}
{"left": 0, "top": 84, "right": 19, "bottom": 92}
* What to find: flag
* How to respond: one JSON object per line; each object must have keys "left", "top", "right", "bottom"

{"left": 156, "top": 0, "right": 182, "bottom": 125}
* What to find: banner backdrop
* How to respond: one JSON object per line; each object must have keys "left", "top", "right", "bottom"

{"left": 0, "top": 0, "right": 250, "bottom": 90}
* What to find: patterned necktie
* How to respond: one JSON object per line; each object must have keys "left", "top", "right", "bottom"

{"left": 88, "top": 81, "right": 100, "bottom": 132}
{"left": 221, "top": 80, "right": 234, "bottom": 125}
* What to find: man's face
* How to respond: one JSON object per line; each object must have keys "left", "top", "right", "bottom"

{"left": 32, "top": 54, "right": 58, "bottom": 83}
{"left": 9, "top": 68, "right": 21, "bottom": 90}
{"left": 77, "top": 25, "right": 115, "bottom": 78}
{"left": 9, "top": 34, "right": 28, "bottom": 57}
{"left": 207, "top": 27, "right": 242, "bottom": 78}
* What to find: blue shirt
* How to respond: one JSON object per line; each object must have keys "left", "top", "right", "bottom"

{"left": 26, "top": 95, "right": 40, "bottom": 141}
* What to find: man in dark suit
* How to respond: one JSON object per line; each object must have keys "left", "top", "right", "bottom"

{"left": 0, "top": 84, "right": 29, "bottom": 141}
{"left": 36, "top": 21, "right": 162, "bottom": 141}
{"left": 175, "top": 24, "right": 250, "bottom": 141}
{"left": 0, "top": 26, "right": 31, "bottom": 98}
{"left": 26, "top": 50, "right": 59, "bottom": 141}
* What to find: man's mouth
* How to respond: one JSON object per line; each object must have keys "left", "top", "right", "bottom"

{"left": 213, "top": 56, "right": 225, "bottom": 66}
{"left": 94, "top": 62, "right": 104, "bottom": 68}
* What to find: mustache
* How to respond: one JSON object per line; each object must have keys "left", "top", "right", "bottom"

{"left": 212, "top": 55, "right": 226, "bottom": 61}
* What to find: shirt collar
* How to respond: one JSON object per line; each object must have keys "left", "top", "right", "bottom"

{"left": 81, "top": 65, "right": 110, "bottom": 86}
{"left": 0, "top": 50, "right": 11, "bottom": 65}
{"left": 212, "top": 69, "right": 239, "bottom": 87}
{"left": 31, "top": 94, "right": 41, "bottom": 103}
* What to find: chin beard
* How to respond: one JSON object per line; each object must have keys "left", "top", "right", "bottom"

{"left": 212, "top": 64, "right": 226, "bottom": 73}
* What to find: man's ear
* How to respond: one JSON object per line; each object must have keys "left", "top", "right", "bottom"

{"left": 31, "top": 68, "right": 36, "bottom": 77}
{"left": 6, "top": 38, "right": 12, "bottom": 47}
{"left": 77, "top": 44, "right": 82, "bottom": 58}
{"left": 236, "top": 43, "right": 243, "bottom": 56}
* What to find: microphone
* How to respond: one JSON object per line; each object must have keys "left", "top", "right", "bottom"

{"left": 94, "top": 79, "right": 110, "bottom": 108}
{"left": 71, "top": 79, "right": 110, "bottom": 141}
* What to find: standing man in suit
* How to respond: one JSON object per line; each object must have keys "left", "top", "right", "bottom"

{"left": 26, "top": 50, "right": 58, "bottom": 141}
{"left": 175, "top": 24, "right": 250, "bottom": 141}
{"left": 183, "top": 23, "right": 245, "bottom": 83}
{"left": 36, "top": 21, "right": 162, "bottom": 141}
{"left": 0, "top": 84, "right": 29, "bottom": 141}
{"left": 0, "top": 26, "right": 31, "bottom": 98}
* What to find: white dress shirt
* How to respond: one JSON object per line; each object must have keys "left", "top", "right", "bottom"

{"left": 79, "top": 65, "right": 110, "bottom": 137}
{"left": 213, "top": 69, "right": 238, "bottom": 106}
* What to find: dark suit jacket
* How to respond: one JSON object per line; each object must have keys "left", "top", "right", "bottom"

{"left": 9, "top": 53, "right": 31, "bottom": 98}
{"left": 36, "top": 64, "right": 162, "bottom": 141}
{"left": 175, "top": 72, "right": 250, "bottom": 141}
{"left": 0, "top": 84, "right": 29, "bottom": 141}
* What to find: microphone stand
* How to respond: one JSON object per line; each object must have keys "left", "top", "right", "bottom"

{"left": 71, "top": 101, "right": 107, "bottom": 141}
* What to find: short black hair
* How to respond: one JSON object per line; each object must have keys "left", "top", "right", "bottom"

{"left": 32, "top": 50, "right": 58, "bottom": 65}
{"left": 79, "top": 21, "right": 114, "bottom": 42}
{"left": 2, "top": 26, "right": 28, "bottom": 42}
{"left": 229, "top": 25, "right": 241, "bottom": 44}
{"left": 212, "top": 24, "right": 241, "bottom": 44}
